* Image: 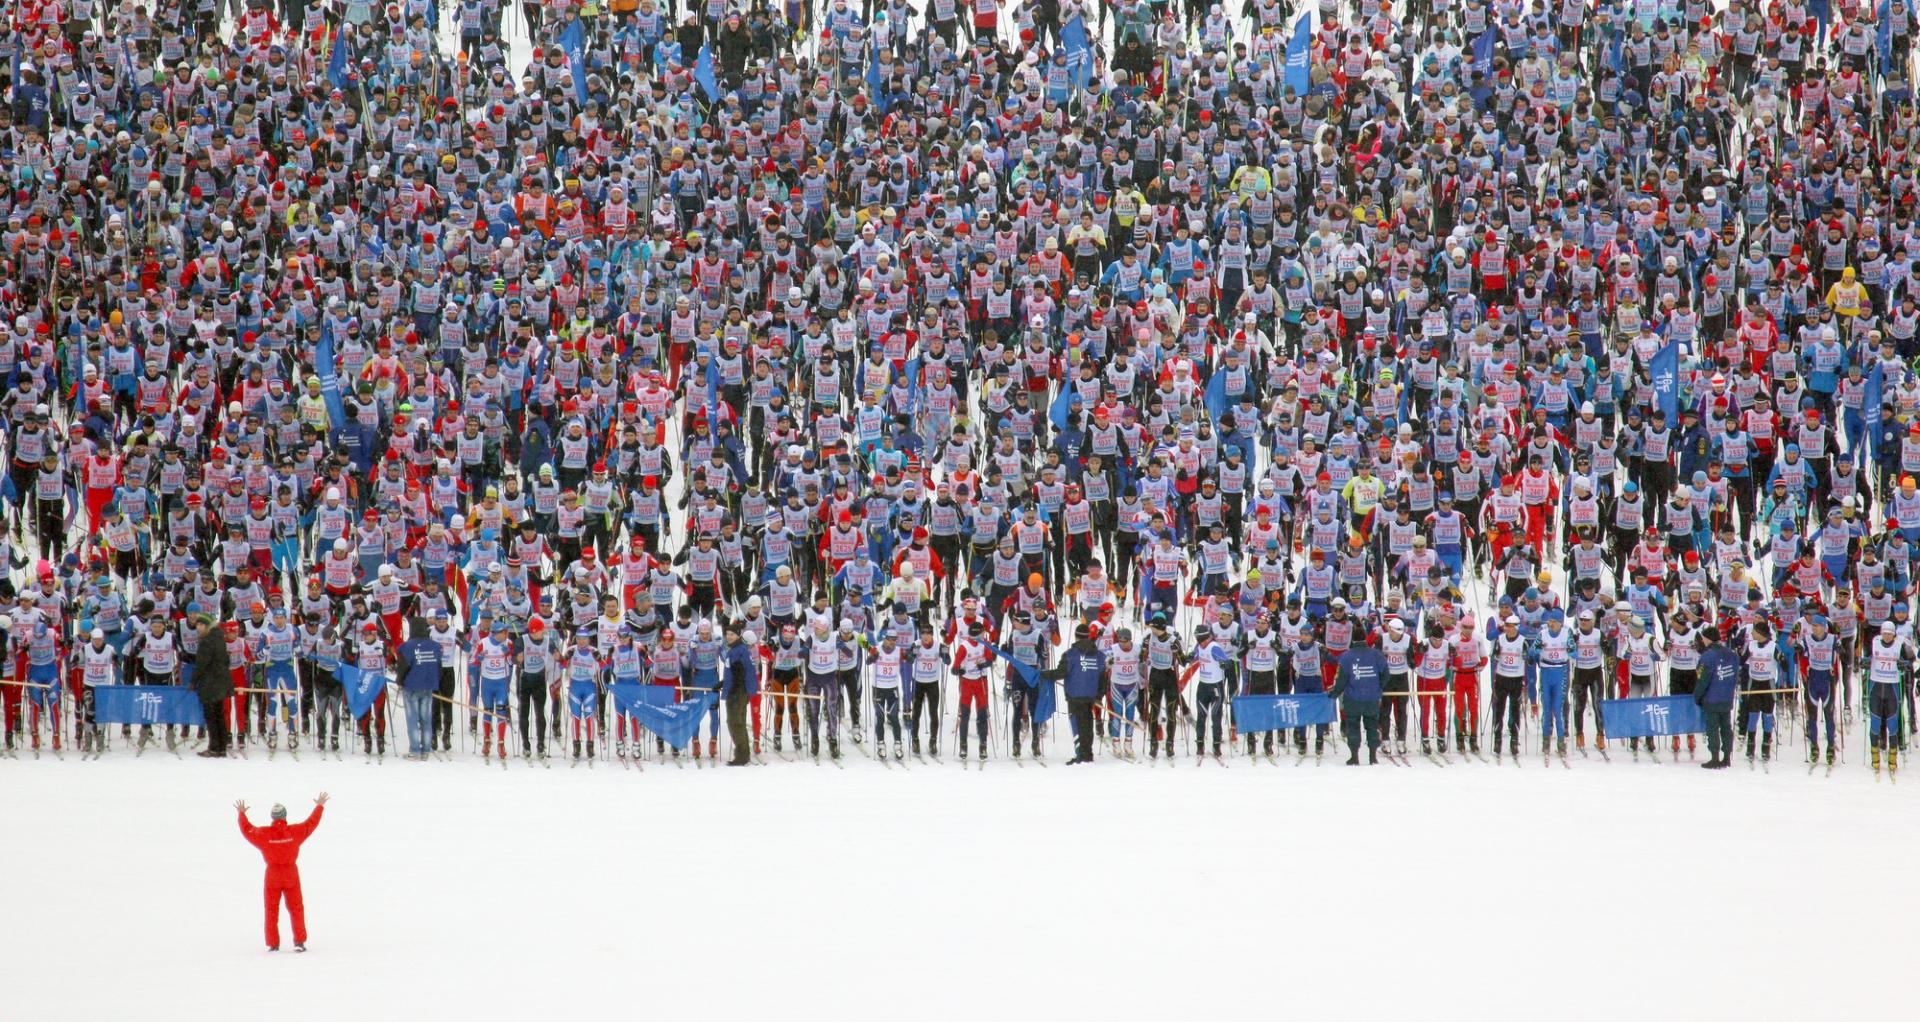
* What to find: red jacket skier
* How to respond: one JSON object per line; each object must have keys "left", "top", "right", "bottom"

{"left": 237, "top": 793, "right": 328, "bottom": 951}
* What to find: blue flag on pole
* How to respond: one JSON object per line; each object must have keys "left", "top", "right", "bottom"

{"left": 867, "top": 44, "right": 885, "bottom": 109}
{"left": 560, "top": 18, "right": 589, "bottom": 104}
{"left": 1062, "top": 15, "right": 1093, "bottom": 91}
{"left": 1866, "top": 363, "right": 1886, "bottom": 457}
{"left": 1284, "top": 12, "right": 1314, "bottom": 95}
{"left": 984, "top": 644, "right": 1051, "bottom": 726}
{"left": 314, "top": 323, "right": 348, "bottom": 446}
{"left": 1472, "top": 30, "right": 1496, "bottom": 77}
{"left": 1049, "top": 387, "right": 1073, "bottom": 433}
{"left": 1600, "top": 696, "right": 1705, "bottom": 738}
{"left": 1650, "top": 340, "right": 1681, "bottom": 424}
{"left": 93, "top": 685, "right": 206, "bottom": 727}
{"left": 695, "top": 43, "right": 720, "bottom": 102}
{"left": 1203, "top": 369, "right": 1229, "bottom": 421}
{"left": 613, "top": 686, "right": 715, "bottom": 749}
{"left": 337, "top": 664, "right": 387, "bottom": 719}
{"left": 327, "top": 26, "right": 348, "bottom": 88}
{"left": 1879, "top": 0, "right": 1894, "bottom": 64}
{"left": 1232, "top": 693, "right": 1338, "bottom": 732}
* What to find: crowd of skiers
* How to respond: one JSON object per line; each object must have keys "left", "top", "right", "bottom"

{"left": 3, "top": 0, "right": 1920, "bottom": 775}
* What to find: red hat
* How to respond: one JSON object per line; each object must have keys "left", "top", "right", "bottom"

{"left": 1779, "top": 583, "right": 1798, "bottom": 596}
{"left": 912, "top": 526, "right": 929, "bottom": 541}
{"left": 1502, "top": 476, "right": 1517, "bottom": 487}
{"left": 838, "top": 510, "right": 853, "bottom": 523}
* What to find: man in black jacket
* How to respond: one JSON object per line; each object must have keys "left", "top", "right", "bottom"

{"left": 194, "top": 610, "right": 234, "bottom": 759}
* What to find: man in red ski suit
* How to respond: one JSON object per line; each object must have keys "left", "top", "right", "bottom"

{"left": 237, "top": 793, "right": 329, "bottom": 951}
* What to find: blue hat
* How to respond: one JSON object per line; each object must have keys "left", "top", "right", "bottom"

{"left": 480, "top": 528, "right": 496, "bottom": 541}
{"left": 1523, "top": 587, "right": 1540, "bottom": 601}
{"left": 1499, "top": 595, "right": 1515, "bottom": 607}
{"left": 1785, "top": 443, "right": 1800, "bottom": 453}
{"left": 1548, "top": 609, "right": 1565, "bottom": 622}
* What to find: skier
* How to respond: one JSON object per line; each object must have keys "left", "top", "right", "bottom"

{"left": 1866, "top": 622, "right": 1907, "bottom": 775}
{"left": 235, "top": 793, "right": 329, "bottom": 952}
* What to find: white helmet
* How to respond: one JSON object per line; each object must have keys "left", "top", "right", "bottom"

{"left": 333, "top": 538, "right": 349, "bottom": 553}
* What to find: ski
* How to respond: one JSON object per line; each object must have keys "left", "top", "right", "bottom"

{"left": 1264, "top": 752, "right": 1278, "bottom": 766}
{"left": 1212, "top": 753, "right": 1227, "bottom": 767}
{"left": 878, "top": 750, "right": 892, "bottom": 769}
{"left": 1423, "top": 752, "right": 1446, "bottom": 767}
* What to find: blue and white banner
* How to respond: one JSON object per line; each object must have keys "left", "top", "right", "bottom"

{"left": 1062, "top": 15, "right": 1094, "bottom": 91}
{"left": 93, "top": 685, "right": 205, "bottom": 727}
{"left": 338, "top": 664, "right": 388, "bottom": 719}
{"left": 612, "top": 685, "right": 714, "bottom": 749}
{"left": 1650, "top": 340, "right": 1681, "bottom": 424}
{"left": 1471, "top": 30, "right": 1496, "bottom": 77}
{"left": 1600, "top": 696, "right": 1705, "bottom": 738}
{"left": 1232, "top": 693, "right": 1337, "bottom": 732}
{"left": 695, "top": 43, "right": 720, "bottom": 102}
{"left": 1284, "top": 12, "right": 1314, "bottom": 95}
{"left": 315, "top": 323, "right": 348, "bottom": 446}
{"left": 560, "top": 18, "right": 590, "bottom": 103}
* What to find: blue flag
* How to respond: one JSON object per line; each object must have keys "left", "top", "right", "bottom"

{"left": 1062, "top": 15, "right": 1093, "bottom": 91}
{"left": 985, "top": 644, "right": 1040, "bottom": 685}
{"left": 569, "top": 679, "right": 600, "bottom": 719}
{"left": 695, "top": 43, "right": 720, "bottom": 102}
{"left": 1600, "top": 696, "right": 1705, "bottom": 738}
{"left": 1034, "top": 675, "right": 1056, "bottom": 727}
{"left": 1049, "top": 387, "right": 1074, "bottom": 433}
{"left": 93, "top": 685, "right": 205, "bottom": 727}
{"left": 1232, "top": 693, "right": 1338, "bottom": 732}
{"left": 338, "top": 664, "right": 388, "bottom": 719}
{"left": 1203, "top": 368, "right": 1229, "bottom": 421}
{"left": 1284, "top": 12, "right": 1314, "bottom": 95}
{"left": 1607, "top": 29, "right": 1624, "bottom": 76}
{"left": 867, "top": 44, "right": 884, "bottom": 109}
{"left": 614, "top": 685, "right": 715, "bottom": 750}
{"left": 1866, "top": 363, "right": 1886, "bottom": 457}
{"left": 1472, "top": 30, "right": 1496, "bottom": 77}
{"left": 1650, "top": 340, "right": 1681, "bottom": 424}
{"left": 560, "top": 18, "right": 589, "bottom": 104}
{"left": 315, "top": 322, "right": 348, "bottom": 446}
{"left": 1879, "top": 0, "right": 1894, "bottom": 65}
{"left": 327, "top": 26, "right": 349, "bottom": 89}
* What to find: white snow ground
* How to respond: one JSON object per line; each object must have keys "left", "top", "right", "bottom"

{"left": 0, "top": 752, "right": 1913, "bottom": 1022}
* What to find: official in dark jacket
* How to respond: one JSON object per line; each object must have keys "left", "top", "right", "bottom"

{"left": 1692, "top": 627, "right": 1742, "bottom": 769}
{"left": 194, "top": 610, "right": 233, "bottom": 758}
{"left": 722, "top": 625, "right": 760, "bottom": 766}
{"left": 1329, "top": 643, "right": 1388, "bottom": 765}
{"left": 1047, "top": 624, "right": 1108, "bottom": 764}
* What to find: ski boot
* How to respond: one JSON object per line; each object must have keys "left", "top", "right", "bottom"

{"left": 828, "top": 738, "right": 841, "bottom": 760}
{"left": 1435, "top": 737, "right": 1447, "bottom": 755}
{"left": 893, "top": 741, "right": 905, "bottom": 761}
{"left": 586, "top": 740, "right": 595, "bottom": 759}
{"left": 1809, "top": 744, "right": 1821, "bottom": 765}
{"left": 1345, "top": 748, "right": 1360, "bottom": 766}
{"left": 573, "top": 739, "right": 582, "bottom": 762}
{"left": 1872, "top": 747, "right": 1884, "bottom": 774}
{"left": 1827, "top": 746, "right": 1837, "bottom": 767}
{"left": 1557, "top": 737, "right": 1567, "bottom": 757}
{"left": 1397, "top": 740, "right": 1410, "bottom": 758}
{"left": 1541, "top": 735, "right": 1551, "bottom": 755}
{"left": 1468, "top": 734, "right": 1480, "bottom": 756}
{"left": 773, "top": 733, "right": 784, "bottom": 754}
{"left": 1420, "top": 738, "right": 1432, "bottom": 756}
{"left": 959, "top": 743, "right": 969, "bottom": 763}
{"left": 1891, "top": 747, "right": 1901, "bottom": 773}
{"left": 1492, "top": 734, "right": 1503, "bottom": 759}
{"left": 708, "top": 738, "right": 718, "bottom": 760}
{"left": 1367, "top": 747, "right": 1378, "bottom": 765}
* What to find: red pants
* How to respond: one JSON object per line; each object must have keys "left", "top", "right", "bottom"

{"left": 958, "top": 677, "right": 988, "bottom": 711}
{"left": 1416, "top": 677, "right": 1450, "bottom": 736}
{"left": 85, "top": 486, "right": 114, "bottom": 531}
{"left": 1485, "top": 529, "right": 1514, "bottom": 573}
{"left": 264, "top": 878, "right": 306, "bottom": 947}
{"left": 1452, "top": 671, "right": 1481, "bottom": 736}
{"left": 1524, "top": 504, "right": 1550, "bottom": 552}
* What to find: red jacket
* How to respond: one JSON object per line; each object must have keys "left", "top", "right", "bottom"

{"left": 240, "top": 807, "right": 324, "bottom": 882}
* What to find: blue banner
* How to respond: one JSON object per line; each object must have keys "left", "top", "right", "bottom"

{"left": 569, "top": 679, "right": 600, "bottom": 719}
{"left": 1062, "top": 15, "right": 1093, "bottom": 91}
{"left": 1600, "top": 696, "right": 1705, "bottom": 738}
{"left": 1471, "top": 30, "right": 1496, "bottom": 78}
{"left": 1232, "top": 693, "right": 1337, "bottom": 732}
{"left": 93, "top": 685, "right": 205, "bottom": 727}
{"left": 560, "top": 18, "right": 589, "bottom": 104}
{"left": 614, "top": 685, "right": 714, "bottom": 749}
{"left": 1879, "top": 0, "right": 1894, "bottom": 65}
{"left": 867, "top": 44, "right": 884, "bottom": 109}
{"left": 338, "top": 664, "right": 387, "bottom": 719}
{"left": 1866, "top": 363, "right": 1885, "bottom": 458}
{"left": 695, "top": 43, "right": 720, "bottom": 102}
{"left": 327, "top": 26, "right": 349, "bottom": 89}
{"left": 1203, "top": 368, "right": 1229, "bottom": 421}
{"left": 984, "top": 643, "right": 1051, "bottom": 725}
{"left": 315, "top": 323, "right": 347, "bottom": 446}
{"left": 1650, "top": 339, "right": 1681, "bottom": 424}
{"left": 1284, "top": 12, "right": 1314, "bottom": 95}
{"left": 1049, "top": 387, "right": 1073, "bottom": 433}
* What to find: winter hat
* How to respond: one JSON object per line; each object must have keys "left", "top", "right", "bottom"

{"left": 270, "top": 804, "right": 288, "bottom": 821}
